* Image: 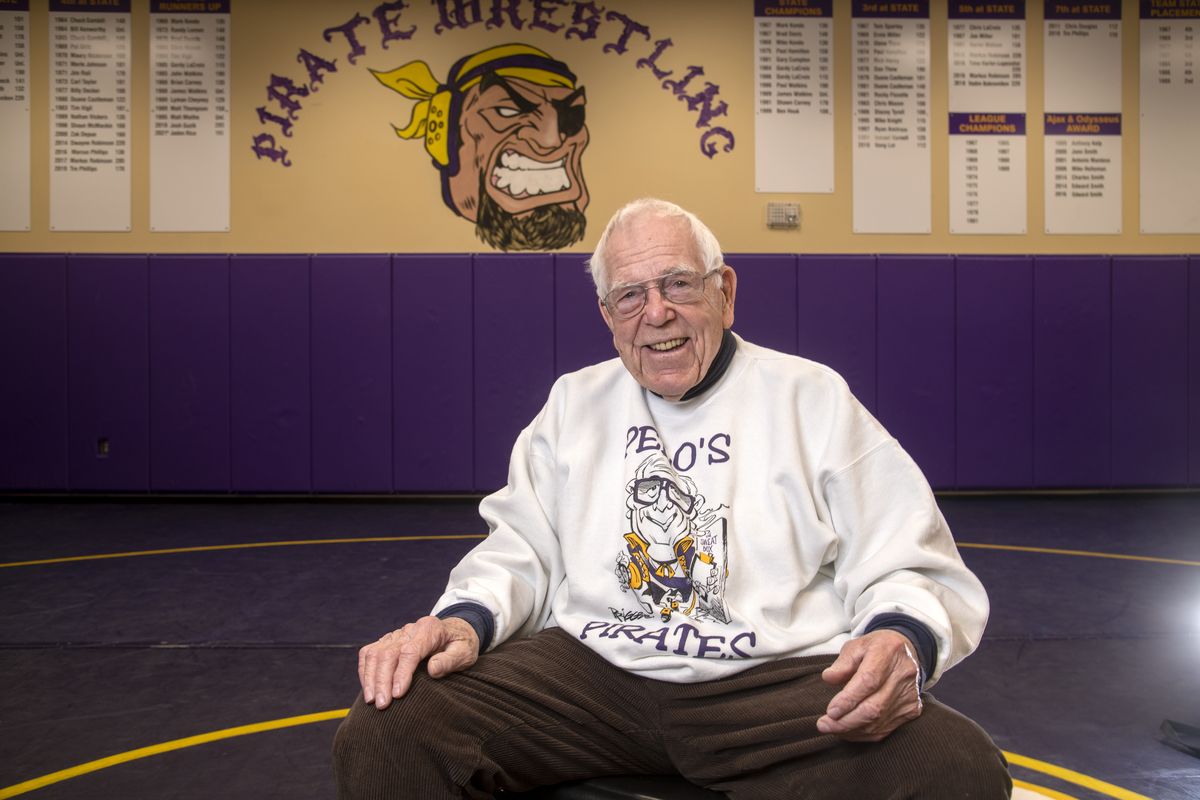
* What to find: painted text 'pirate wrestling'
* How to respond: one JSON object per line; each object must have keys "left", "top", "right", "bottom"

{"left": 250, "top": 0, "right": 736, "bottom": 168}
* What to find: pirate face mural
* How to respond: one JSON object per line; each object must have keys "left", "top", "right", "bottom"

{"left": 373, "top": 44, "right": 589, "bottom": 251}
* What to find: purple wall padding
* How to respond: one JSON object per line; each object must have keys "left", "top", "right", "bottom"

{"left": 1192, "top": 257, "right": 1200, "bottom": 487}
{"left": 0, "top": 254, "right": 68, "bottom": 490}
{"left": 67, "top": 255, "right": 150, "bottom": 491}
{"left": 725, "top": 254, "right": 799, "bottom": 356}
{"left": 1034, "top": 256, "right": 1112, "bottom": 488}
{"left": 149, "top": 256, "right": 231, "bottom": 492}
{"left": 1111, "top": 257, "right": 1189, "bottom": 486}
{"left": 6, "top": 250, "right": 1198, "bottom": 494}
{"left": 795, "top": 255, "right": 877, "bottom": 412}
{"left": 474, "top": 254, "right": 555, "bottom": 491}
{"left": 311, "top": 255, "right": 392, "bottom": 492}
{"left": 877, "top": 256, "right": 956, "bottom": 489}
{"left": 393, "top": 255, "right": 474, "bottom": 493}
{"left": 555, "top": 253, "right": 612, "bottom": 376}
{"left": 955, "top": 256, "right": 1034, "bottom": 488}
{"left": 230, "top": 255, "right": 311, "bottom": 492}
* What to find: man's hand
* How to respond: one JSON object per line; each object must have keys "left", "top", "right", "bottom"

{"left": 358, "top": 615, "right": 480, "bottom": 710}
{"left": 816, "top": 629, "right": 923, "bottom": 742}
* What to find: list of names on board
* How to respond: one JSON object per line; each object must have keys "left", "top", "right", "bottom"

{"left": 0, "top": 0, "right": 29, "bottom": 231}
{"left": 48, "top": 0, "right": 131, "bottom": 232}
{"left": 754, "top": 0, "right": 834, "bottom": 194}
{"left": 1043, "top": 1, "right": 1122, "bottom": 235}
{"left": 149, "top": 0, "right": 230, "bottom": 232}
{"left": 1139, "top": 0, "right": 1200, "bottom": 233}
{"left": 947, "top": 1, "right": 1026, "bottom": 234}
{"left": 852, "top": 1, "right": 931, "bottom": 234}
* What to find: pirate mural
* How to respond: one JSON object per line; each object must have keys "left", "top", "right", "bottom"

{"left": 372, "top": 44, "right": 589, "bottom": 251}
{"left": 615, "top": 455, "right": 731, "bottom": 625}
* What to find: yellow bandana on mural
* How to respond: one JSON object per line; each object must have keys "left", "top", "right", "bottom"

{"left": 373, "top": 44, "right": 575, "bottom": 168}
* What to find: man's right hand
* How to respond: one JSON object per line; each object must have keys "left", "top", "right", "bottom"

{"left": 358, "top": 615, "right": 480, "bottom": 710}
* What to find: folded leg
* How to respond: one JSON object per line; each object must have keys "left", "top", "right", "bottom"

{"left": 333, "top": 627, "right": 673, "bottom": 800}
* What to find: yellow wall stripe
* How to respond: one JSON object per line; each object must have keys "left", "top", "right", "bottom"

{"left": 0, "top": 535, "right": 488, "bottom": 569}
{"left": 1004, "top": 752, "right": 1153, "bottom": 800}
{"left": 959, "top": 542, "right": 1200, "bottom": 568}
{"left": 0, "top": 709, "right": 351, "bottom": 799}
{"left": 1012, "top": 778, "right": 1080, "bottom": 800}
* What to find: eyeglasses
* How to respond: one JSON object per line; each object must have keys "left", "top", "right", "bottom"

{"left": 603, "top": 268, "right": 720, "bottom": 320}
{"left": 632, "top": 476, "right": 695, "bottom": 513}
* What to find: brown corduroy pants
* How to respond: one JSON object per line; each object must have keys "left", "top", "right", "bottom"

{"left": 332, "top": 627, "right": 1011, "bottom": 799}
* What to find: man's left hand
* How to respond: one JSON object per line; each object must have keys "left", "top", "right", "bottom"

{"left": 816, "top": 629, "right": 923, "bottom": 742}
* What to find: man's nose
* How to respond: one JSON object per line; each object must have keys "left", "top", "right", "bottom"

{"left": 517, "top": 111, "right": 562, "bottom": 151}
{"left": 641, "top": 286, "right": 675, "bottom": 325}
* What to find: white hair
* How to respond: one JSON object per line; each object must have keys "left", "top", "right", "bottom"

{"left": 586, "top": 198, "right": 725, "bottom": 297}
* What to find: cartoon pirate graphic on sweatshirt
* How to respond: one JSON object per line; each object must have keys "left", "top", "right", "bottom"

{"left": 615, "top": 455, "right": 730, "bottom": 625}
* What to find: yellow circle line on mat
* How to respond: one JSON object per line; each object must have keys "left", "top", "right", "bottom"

{"left": 0, "top": 711, "right": 1151, "bottom": 800}
{"left": 958, "top": 542, "right": 1200, "bottom": 568}
{"left": 3, "top": 538, "right": 1197, "bottom": 571}
{"left": 0, "top": 535, "right": 489, "bottom": 569}
{"left": 1012, "top": 778, "right": 1080, "bottom": 800}
{"left": 0, "top": 709, "right": 350, "bottom": 799}
{"left": 1003, "top": 752, "right": 1151, "bottom": 800}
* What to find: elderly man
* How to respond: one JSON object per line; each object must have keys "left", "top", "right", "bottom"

{"left": 334, "top": 199, "right": 1011, "bottom": 798}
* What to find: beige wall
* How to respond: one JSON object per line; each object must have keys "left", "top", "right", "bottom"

{"left": 3, "top": 0, "right": 1197, "bottom": 254}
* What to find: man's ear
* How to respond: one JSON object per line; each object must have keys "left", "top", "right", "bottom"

{"left": 719, "top": 265, "right": 737, "bottom": 329}
{"left": 599, "top": 296, "right": 616, "bottom": 333}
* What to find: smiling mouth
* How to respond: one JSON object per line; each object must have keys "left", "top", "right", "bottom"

{"left": 491, "top": 150, "right": 571, "bottom": 198}
{"left": 647, "top": 338, "right": 687, "bottom": 352}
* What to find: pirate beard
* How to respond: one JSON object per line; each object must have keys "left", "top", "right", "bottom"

{"left": 473, "top": 175, "right": 587, "bottom": 251}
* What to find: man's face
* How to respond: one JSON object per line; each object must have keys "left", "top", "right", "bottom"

{"left": 598, "top": 216, "right": 736, "bottom": 401}
{"left": 630, "top": 475, "right": 694, "bottom": 547}
{"left": 449, "top": 73, "right": 589, "bottom": 223}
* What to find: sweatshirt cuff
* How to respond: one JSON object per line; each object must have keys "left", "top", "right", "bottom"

{"left": 864, "top": 612, "right": 937, "bottom": 690}
{"left": 435, "top": 601, "right": 495, "bottom": 653}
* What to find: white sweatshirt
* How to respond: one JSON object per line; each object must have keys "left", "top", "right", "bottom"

{"left": 432, "top": 336, "right": 988, "bottom": 685}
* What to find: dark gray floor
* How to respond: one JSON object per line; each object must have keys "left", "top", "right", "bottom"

{"left": 1, "top": 494, "right": 1198, "bottom": 799}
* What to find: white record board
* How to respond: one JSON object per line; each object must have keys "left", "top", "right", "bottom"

{"left": 1042, "top": 2, "right": 1122, "bottom": 235}
{"left": 754, "top": 0, "right": 834, "bottom": 194}
{"left": 948, "top": 2, "right": 1027, "bottom": 234}
{"left": 149, "top": 0, "right": 231, "bottom": 232}
{"left": 48, "top": 0, "right": 131, "bottom": 232}
{"left": 852, "top": 1, "right": 931, "bottom": 234}
{"left": 1139, "top": 2, "right": 1200, "bottom": 234}
{"left": 0, "top": 2, "right": 30, "bottom": 232}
